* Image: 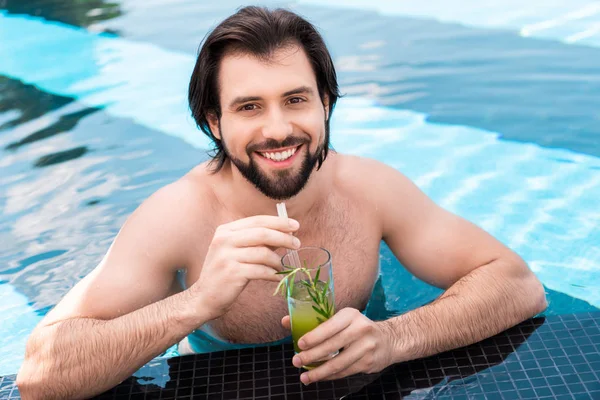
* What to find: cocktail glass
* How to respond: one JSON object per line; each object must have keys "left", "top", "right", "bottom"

{"left": 282, "top": 246, "right": 337, "bottom": 370}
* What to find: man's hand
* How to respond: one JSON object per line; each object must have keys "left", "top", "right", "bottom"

{"left": 281, "top": 308, "right": 396, "bottom": 385}
{"left": 192, "top": 215, "right": 300, "bottom": 321}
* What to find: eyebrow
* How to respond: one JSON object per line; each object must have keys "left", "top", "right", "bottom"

{"left": 228, "top": 86, "right": 315, "bottom": 109}
{"left": 282, "top": 86, "right": 314, "bottom": 97}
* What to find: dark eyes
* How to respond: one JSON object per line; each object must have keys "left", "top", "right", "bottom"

{"left": 241, "top": 104, "right": 256, "bottom": 111}
{"left": 288, "top": 97, "right": 304, "bottom": 104}
{"left": 237, "top": 97, "right": 305, "bottom": 112}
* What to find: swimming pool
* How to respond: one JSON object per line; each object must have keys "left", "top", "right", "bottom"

{"left": 1, "top": 0, "right": 599, "bottom": 379}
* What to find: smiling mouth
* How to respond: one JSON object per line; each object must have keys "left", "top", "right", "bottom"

{"left": 256, "top": 145, "right": 301, "bottom": 162}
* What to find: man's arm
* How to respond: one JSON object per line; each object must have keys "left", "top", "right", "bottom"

{"left": 18, "top": 286, "right": 212, "bottom": 400}
{"left": 382, "top": 256, "right": 546, "bottom": 364}
{"left": 16, "top": 181, "right": 206, "bottom": 399}
{"left": 377, "top": 161, "right": 547, "bottom": 362}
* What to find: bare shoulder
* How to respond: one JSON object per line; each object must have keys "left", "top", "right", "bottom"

{"left": 331, "top": 153, "right": 434, "bottom": 233}
{"left": 332, "top": 153, "right": 415, "bottom": 195}
{"left": 144, "top": 163, "right": 216, "bottom": 219}
{"left": 117, "top": 162, "right": 219, "bottom": 268}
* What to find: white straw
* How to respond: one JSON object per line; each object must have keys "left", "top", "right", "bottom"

{"left": 276, "top": 202, "right": 302, "bottom": 269}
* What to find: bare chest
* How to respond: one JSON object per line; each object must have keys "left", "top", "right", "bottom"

{"left": 191, "top": 200, "right": 382, "bottom": 344}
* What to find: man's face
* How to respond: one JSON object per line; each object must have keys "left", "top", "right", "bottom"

{"left": 211, "top": 45, "right": 328, "bottom": 200}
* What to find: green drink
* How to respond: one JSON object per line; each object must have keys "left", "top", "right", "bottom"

{"left": 289, "top": 281, "right": 331, "bottom": 351}
{"left": 279, "top": 247, "right": 337, "bottom": 370}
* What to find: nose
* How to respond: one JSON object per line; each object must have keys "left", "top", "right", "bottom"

{"left": 261, "top": 107, "right": 293, "bottom": 142}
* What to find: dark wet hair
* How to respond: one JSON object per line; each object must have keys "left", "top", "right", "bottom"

{"left": 188, "top": 6, "right": 340, "bottom": 172}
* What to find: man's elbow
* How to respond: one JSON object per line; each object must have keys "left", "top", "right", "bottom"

{"left": 17, "top": 333, "right": 54, "bottom": 400}
{"left": 518, "top": 262, "right": 548, "bottom": 317}
{"left": 529, "top": 275, "right": 548, "bottom": 316}
{"left": 16, "top": 359, "right": 46, "bottom": 400}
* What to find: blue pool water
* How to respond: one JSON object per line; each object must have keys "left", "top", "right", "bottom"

{"left": 1, "top": 0, "right": 600, "bottom": 377}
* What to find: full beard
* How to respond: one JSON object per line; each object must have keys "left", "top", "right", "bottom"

{"left": 224, "top": 135, "right": 325, "bottom": 200}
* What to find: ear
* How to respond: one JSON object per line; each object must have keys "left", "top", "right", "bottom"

{"left": 323, "top": 94, "right": 330, "bottom": 121}
{"left": 207, "top": 111, "right": 221, "bottom": 140}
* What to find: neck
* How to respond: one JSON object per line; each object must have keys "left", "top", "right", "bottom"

{"left": 216, "top": 158, "right": 332, "bottom": 220}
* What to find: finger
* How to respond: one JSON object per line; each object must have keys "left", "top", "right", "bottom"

{"left": 239, "top": 263, "right": 285, "bottom": 283}
{"left": 297, "top": 309, "right": 355, "bottom": 351}
{"left": 293, "top": 325, "right": 357, "bottom": 368}
{"left": 225, "top": 215, "right": 299, "bottom": 232}
{"left": 232, "top": 227, "right": 300, "bottom": 250}
{"left": 327, "top": 363, "right": 364, "bottom": 381}
{"left": 300, "top": 342, "right": 365, "bottom": 384}
{"left": 281, "top": 315, "right": 291, "bottom": 330}
{"left": 237, "top": 247, "right": 283, "bottom": 271}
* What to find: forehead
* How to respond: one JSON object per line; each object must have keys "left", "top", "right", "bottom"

{"left": 217, "top": 45, "right": 318, "bottom": 101}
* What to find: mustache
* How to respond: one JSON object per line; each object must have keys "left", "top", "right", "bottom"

{"left": 247, "top": 136, "right": 308, "bottom": 153}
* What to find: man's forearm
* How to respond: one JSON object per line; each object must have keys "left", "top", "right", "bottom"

{"left": 17, "top": 289, "right": 209, "bottom": 400}
{"left": 382, "top": 258, "right": 547, "bottom": 363}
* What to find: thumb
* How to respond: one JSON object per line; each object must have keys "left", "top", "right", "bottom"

{"left": 281, "top": 315, "right": 291, "bottom": 330}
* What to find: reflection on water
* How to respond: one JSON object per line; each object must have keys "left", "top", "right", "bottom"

{"left": 33, "top": 146, "right": 89, "bottom": 167}
{"left": 0, "top": 76, "right": 73, "bottom": 131}
{"left": 1, "top": 0, "right": 122, "bottom": 30}
{"left": 0, "top": 74, "right": 208, "bottom": 310}
{"left": 6, "top": 108, "right": 99, "bottom": 150}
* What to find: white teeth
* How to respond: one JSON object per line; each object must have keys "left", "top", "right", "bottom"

{"left": 261, "top": 147, "right": 297, "bottom": 161}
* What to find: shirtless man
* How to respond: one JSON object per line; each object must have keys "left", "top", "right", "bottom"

{"left": 17, "top": 6, "right": 547, "bottom": 399}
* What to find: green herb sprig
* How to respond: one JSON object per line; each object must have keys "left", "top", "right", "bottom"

{"left": 273, "top": 260, "right": 334, "bottom": 323}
